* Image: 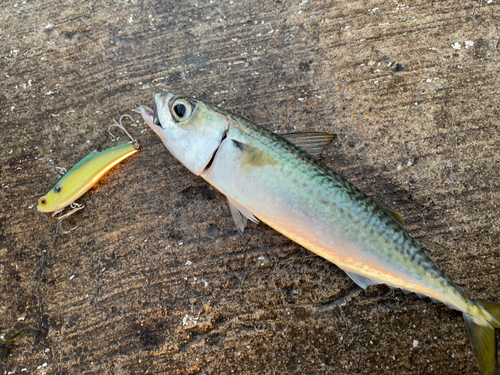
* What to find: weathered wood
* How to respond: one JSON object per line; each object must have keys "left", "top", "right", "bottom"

{"left": 1, "top": 0, "right": 499, "bottom": 373}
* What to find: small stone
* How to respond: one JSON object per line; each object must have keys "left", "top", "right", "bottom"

{"left": 394, "top": 63, "right": 404, "bottom": 72}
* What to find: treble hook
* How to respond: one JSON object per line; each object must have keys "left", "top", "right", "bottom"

{"left": 52, "top": 202, "right": 85, "bottom": 235}
{"left": 108, "top": 114, "right": 140, "bottom": 150}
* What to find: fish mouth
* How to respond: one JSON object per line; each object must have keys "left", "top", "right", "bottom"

{"left": 139, "top": 104, "right": 158, "bottom": 128}
{"left": 151, "top": 98, "right": 160, "bottom": 126}
{"left": 140, "top": 95, "right": 170, "bottom": 144}
{"left": 140, "top": 93, "right": 169, "bottom": 130}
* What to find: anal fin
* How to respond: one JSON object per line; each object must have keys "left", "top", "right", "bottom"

{"left": 339, "top": 267, "right": 381, "bottom": 289}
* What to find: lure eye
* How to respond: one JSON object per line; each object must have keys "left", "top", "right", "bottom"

{"left": 171, "top": 98, "right": 192, "bottom": 122}
{"left": 39, "top": 197, "right": 47, "bottom": 206}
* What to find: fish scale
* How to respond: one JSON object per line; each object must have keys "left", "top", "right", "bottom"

{"left": 141, "top": 92, "right": 499, "bottom": 375}
{"left": 220, "top": 116, "right": 463, "bottom": 305}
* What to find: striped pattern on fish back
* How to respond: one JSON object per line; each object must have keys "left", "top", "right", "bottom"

{"left": 232, "top": 115, "right": 464, "bottom": 303}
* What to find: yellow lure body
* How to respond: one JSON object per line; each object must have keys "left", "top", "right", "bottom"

{"left": 37, "top": 142, "right": 139, "bottom": 213}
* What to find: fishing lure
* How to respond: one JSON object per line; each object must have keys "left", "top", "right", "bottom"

{"left": 37, "top": 115, "right": 140, "bottom": 234}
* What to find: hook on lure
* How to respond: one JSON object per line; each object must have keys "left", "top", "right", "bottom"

{"left": 108, "top": 115, "right": 140, "bottom": 150}
{"left": 52, "top": 202, "right": 85, "bottom": 235}
{"left": 37, "top": 115, "right": 140, "bottom": 235}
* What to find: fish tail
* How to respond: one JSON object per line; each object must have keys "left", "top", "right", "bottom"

{"left": 463, "top": 300, "right": 500, "bottom": 375}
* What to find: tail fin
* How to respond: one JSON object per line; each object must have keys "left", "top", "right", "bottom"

{"left": 463, "top": 301, "right": 500, "bottom": 375}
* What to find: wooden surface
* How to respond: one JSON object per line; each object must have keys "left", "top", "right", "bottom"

{"left": 1, "top": 0, "right": 499, "bottom": 373}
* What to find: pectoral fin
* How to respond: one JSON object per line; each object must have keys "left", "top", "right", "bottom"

{"left": 232, "top": 140, "right": 277, "bottom": 167}
{"left": 227, "top": 196, "right": 259, "bottom": 234}
{"left": 282, "top": 132, "right": 336, "bottom": 157}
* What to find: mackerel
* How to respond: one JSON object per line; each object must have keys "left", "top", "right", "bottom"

{"left": 140, "top": 92, "right": 499, "bottom": 375}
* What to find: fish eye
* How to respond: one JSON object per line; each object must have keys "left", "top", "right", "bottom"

{"left": 39, "top": 197, "right": 47, "bottom": 206}
{"left": 174, "top": 103, "right": 185, "bottom": 117}
{"left": 171, "top": 98, "right": 192, "bottom": 122}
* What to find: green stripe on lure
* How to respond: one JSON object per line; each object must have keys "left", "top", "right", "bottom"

{"left": 37, "top": 116, "right": 140, "bottom": 234}
{"left": 140, "top": 93, "right": 500, "bottom": 375}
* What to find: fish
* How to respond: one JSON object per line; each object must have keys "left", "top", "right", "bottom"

{"left": 38, "top": 117, "right": 140, "bottom": 233}
{"left": 140, "top": 92, "right": 499, "bottom": 375}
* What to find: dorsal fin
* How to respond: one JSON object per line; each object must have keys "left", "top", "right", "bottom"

{"left": 227, "top": 196, "right": 259, "bottom": 234}
{"left": 281, "top": 132, "right": 336, "bottom": 157}
{"left": 381, "top": 204, "right": 404, "bottom": 225}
